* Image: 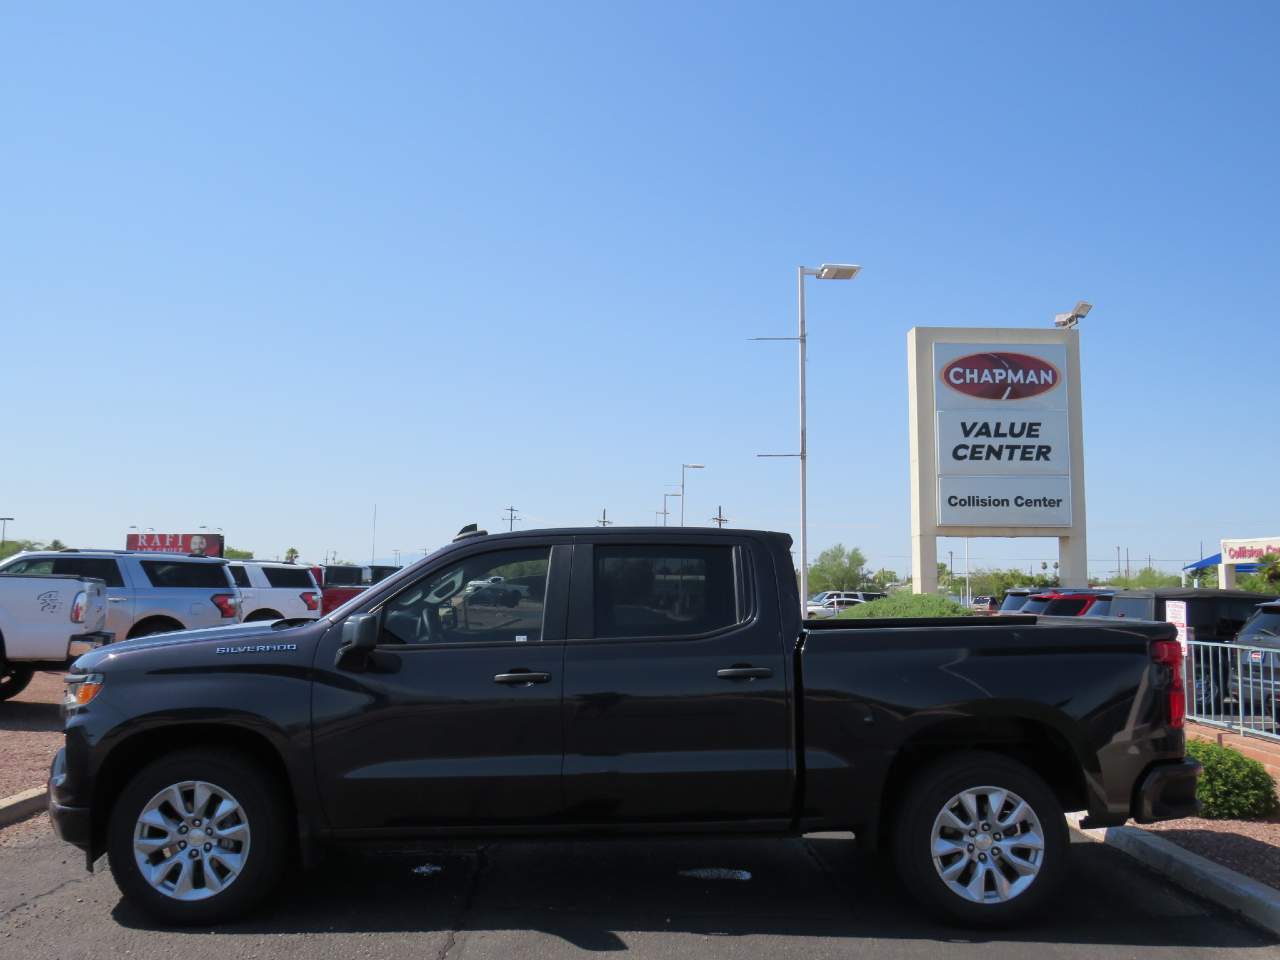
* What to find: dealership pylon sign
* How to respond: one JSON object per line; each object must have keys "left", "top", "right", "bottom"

{"left": 908, "top": 327, "right": 1087, "bottom": 592}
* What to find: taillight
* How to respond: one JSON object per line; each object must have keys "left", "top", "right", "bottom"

{"left": 300, "top": 591, "right": 318, "bottom": 611}
{"left": 71, "top": 591, "right": 87, "bottom": 624}
{"left": 211, "top": 593, "right": 239, "bottom": 618}
{"left": 1151, "top": 640, "right": 1185, "bottom": 729}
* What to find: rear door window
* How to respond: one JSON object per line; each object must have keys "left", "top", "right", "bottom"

{"left": 140, "top": 561, "right": 232, "bottom": 589}
{"left": 263, "top": 566, "right": 316, "bottom": 589}
{"left": 228, "top": 565, "right": 252, "bottom": 588}
{"left": 52, "top": 557, "right": 126, "bottom": 588}
{"left": 1084, "top": 597, "right": 1113, "bottom": 617}
{"left": 1019, "top": 597, "right": 1050, "bottom": 615}
{"left": 593, "top": 544, "right": 740, "bottom": 639}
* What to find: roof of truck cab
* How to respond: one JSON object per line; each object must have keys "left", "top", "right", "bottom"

{"left": 450, "top": 526, "right": 791, "bottom": 541}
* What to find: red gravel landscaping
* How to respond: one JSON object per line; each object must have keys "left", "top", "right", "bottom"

{"left": 0, "top": 671, "right": 63, "bottom": 800}
{"left": 1140, "top": 815, "right": 1280, "bottom": 890}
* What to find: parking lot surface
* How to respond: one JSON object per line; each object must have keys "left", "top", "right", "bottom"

{"left": 0, "top": 821, "right": 1275, "bottom": 960}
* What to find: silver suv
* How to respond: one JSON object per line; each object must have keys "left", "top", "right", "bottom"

{"left": 227, "top": 561, "right": 321, "bottom": 622}
{"left": 0, "top": 550, "right": 242, "bottom": 640}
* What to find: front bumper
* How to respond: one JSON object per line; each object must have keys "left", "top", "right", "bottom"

{"left": 47, "top": 748, "right": 92, "bottom": 854}
{"left": 66, "top": 631, "right": 113, "bottom": 660}
{"left": 1131, "top": 757, "right": 1202, "bottom": 823}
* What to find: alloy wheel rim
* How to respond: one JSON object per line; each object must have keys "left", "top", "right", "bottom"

{"left": 132, "top": 780, "right": 251, "bottom": 901}
{"left": 930, "top": 784, "right": 1045, "bottom": 904}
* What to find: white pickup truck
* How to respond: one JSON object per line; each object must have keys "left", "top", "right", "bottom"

{"left": 0, "top": 574, "right": 111, "bottom": 700}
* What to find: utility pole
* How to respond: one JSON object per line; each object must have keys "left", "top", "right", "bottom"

{"left": 0, "top": 517, "right": 12, "bottom": 554}
{"left": 597, "top": 509, "right": 612, "bottom": 527}
{"left": 1126, "top": 548, "right": 1131, "bottom": 579}
{"left": 1116, "top": 545, "right": 1121, "bottom": 580}
{"left": 948, "top": 550, "right": 954, "bottom": 595}
{"left": 392, "top": 549, "right": 401, "bottom": 567}
{"left": 503, "top": 506, "right": 520, "bottom": 532}
{"left": 710, "top": 506, "right": 729, "bottom": 528}
{"left": 370, "top": 504, "right": 377, "bottom": 564}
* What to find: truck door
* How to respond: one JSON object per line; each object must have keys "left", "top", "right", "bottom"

{"left": 312, "top": 542, "right": 571, "bottom": 830}
{"left": 561, "top": 536, "right": 794, "bottom": 825}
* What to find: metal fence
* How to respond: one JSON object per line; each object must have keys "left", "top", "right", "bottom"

{"left": 1184, "top": 639, "right": 1279, "bottom": 742}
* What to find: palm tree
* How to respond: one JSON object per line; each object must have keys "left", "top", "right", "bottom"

{"left": 1257, "top": 553, "right": 1280, "bottom": 587}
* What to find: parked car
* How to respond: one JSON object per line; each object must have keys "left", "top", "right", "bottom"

{"left": 226, "top": 562, "right": 321, "bottom": 622}
{"left": 1105, "top": 589, "right": 1275, "bottom": 641}
{"left": 996, "top": 588, "right": 1036, "bottom": 614}
{"left": 51, "top": 526, "right": 1198, "bottom": 928}
{"left": 0, "top": 572, "right": 110, "bottom": 700}
{"left": 1226, "top": 599, "right": 1280, "bottom": 720}
{"left": 806, "top": 596, "right": 864, "bottom": 618}
{"left": 318, "top": 563, "right": 403, "bottom": 615}
{"left": 971, "top": 595, "right": 998, "bottom": 614}
{"left": 0, "top": 550, "right": 241, "bottom": 640}
{"left": 1019, "top": 589, "right": 1113, "bottom": 617}
{"left": 1106, "top": 588, "right": 1276, "bottom": 713}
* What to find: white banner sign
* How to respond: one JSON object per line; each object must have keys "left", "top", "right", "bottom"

{"left": 938, "top": 476, "right": 1072, "bottom": 526}
{"left": 934, "top": 341, "right": 1072, "bottom": 527}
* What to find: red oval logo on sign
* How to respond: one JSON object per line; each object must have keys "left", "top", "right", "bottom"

{"left": 940, "top": 352, "right": 1060, "bottom": 400}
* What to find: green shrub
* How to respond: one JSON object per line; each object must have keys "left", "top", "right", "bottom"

{"left": 1186, "top": 739, "right": 1279, "bottom": 819}
{"left": 839, "top": 593, "right": 970, "bottom": 619}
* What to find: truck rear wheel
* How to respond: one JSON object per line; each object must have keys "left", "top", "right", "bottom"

{"left": 0, "top": 663, "right": 35, "bottom": 701}
{"left": 107, "top": 749, "right": 289, "bottom": 924}
{"left": 891, "top": 751, "right": 1067, "bottom": 927}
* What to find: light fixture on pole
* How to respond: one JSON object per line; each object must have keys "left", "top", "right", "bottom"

{"left": 754, "top": 263, "right": 862, "bottom": 607}
{"left": 680, "top": 464, "right": 704, "bottom": 526}
{"left": 1053, "top": 300, "right": 1092, "bottom": 328}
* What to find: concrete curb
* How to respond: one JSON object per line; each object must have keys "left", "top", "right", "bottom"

{"left": 0, "top": 787, "right": 47, "bottom": 828}
{"left": 1068, "top": 813, "right": 1280, "bottom": 936}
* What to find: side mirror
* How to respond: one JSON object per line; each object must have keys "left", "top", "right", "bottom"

{"left": 336, "top": 613, "right": 378, "bottom": 669}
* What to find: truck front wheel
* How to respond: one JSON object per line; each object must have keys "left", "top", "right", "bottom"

{"left": 892, "top": 751, "right": 1067, "bottom": 927}
{"left": 0, "top": 663, "right": 35, "bottom": 701}
{"left": 107, "top": 749, "right": 289, "bottom": 924}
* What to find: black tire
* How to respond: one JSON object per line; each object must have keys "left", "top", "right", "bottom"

{"left": 107, "top": 748, "right": 289, "bottom": 925}
{"left": 891, "top": 751, "right": 1067, "bottom": 927}
{"left": 0, "top": 663, "right": 35, "bottom": 701}
{"left": 126, "top": 619, "right": 184, "bottom": 640}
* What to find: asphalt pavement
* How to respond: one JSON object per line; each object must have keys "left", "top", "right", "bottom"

{"left": 0, "top": 820, "right": 1276, "bottom": 959}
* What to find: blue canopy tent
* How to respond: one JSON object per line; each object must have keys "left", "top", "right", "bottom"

{"left": 1183, "top": 553, "right": 1258, "bottom": 575}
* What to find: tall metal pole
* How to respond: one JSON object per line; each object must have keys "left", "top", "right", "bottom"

{"left": 681, "top": 466, "right": 687, "bottom": 527}
{"left": 371, "top": 504, "right": 377, "bottom": 564}
{"left": 798, "top": 266, "right": 809, "bottom": 608}
{"left": 0, "top": 517, "right": 11, "bottom": 554}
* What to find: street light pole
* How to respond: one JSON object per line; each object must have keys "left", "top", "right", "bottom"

{"left": 755, "top": 263, "right": 860, "bottom": 609}
{"left": 662, "top": 492, "right": 680, "bottom": 527}
{"left": 680, "top": 464, "right": 703, "bottom": 526}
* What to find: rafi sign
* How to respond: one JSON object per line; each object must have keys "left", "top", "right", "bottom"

{"left": 933, "top": 341, "right": 1072, "bottom": 527}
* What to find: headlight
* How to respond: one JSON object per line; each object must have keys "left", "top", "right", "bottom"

{"left": 64, "top": 673, "right": 105, "bottom": 709}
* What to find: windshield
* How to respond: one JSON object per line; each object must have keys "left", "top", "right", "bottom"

{"left": 1020, "top": 597, "right": 1050, "bottom": 615}
{"left": 1240, "top": 610, "right": 1280, "bottom": 643}
{"left": 999, "top": 593, "right": 1029, "bottom": 612}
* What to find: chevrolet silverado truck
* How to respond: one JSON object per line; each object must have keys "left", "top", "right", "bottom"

{"left": 49, "top": 527, "right": 1199, "bottom": 927}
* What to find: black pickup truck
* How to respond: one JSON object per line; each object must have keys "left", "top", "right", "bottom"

{"left": 49, "top": 527, "right": 1199, "bottom": 927}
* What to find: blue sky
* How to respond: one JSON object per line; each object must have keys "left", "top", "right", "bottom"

{"left": 2, "top": 2, "right": 1276, "bottom": 576}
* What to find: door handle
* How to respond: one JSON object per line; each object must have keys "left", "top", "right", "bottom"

{"left": 108, "top": 597, "right": 126, "bottom": 603}
{"left": 493, "top": 671, "right": 552, "bottom": 685}
{"left": 716, "top": 666, "right": 773, "bottom": 680}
